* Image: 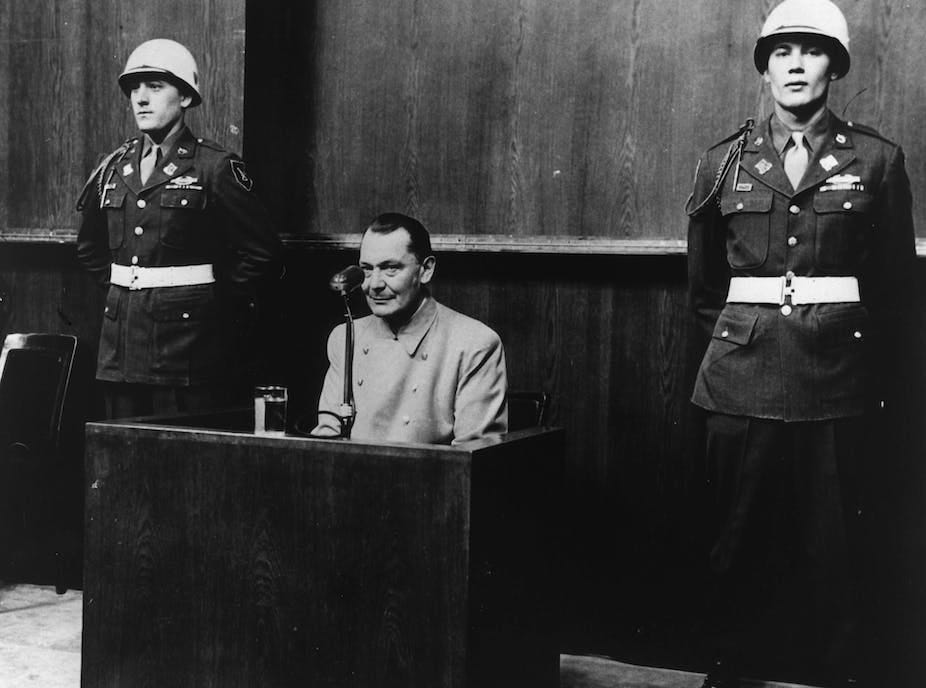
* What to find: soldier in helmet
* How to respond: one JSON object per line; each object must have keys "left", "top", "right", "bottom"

{"left": 687, "top": 1, "right": 915, "bottom": 686}
{"left": 77, "top": 39, "right": 283, "bottom": 418}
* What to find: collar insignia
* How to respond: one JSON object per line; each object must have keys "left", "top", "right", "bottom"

{"left": 754, "top": 159, "right": 772, "bottom": 175}
{"left": 162, "top": 162, "right": 178, "bottom": 176}
{"left": 819, "top": 154, "right": 839, "bottom": 171}
{"left": 122, "top": 163, "right": 134, "bottom": 176}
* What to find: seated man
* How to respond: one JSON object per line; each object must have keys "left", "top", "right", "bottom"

{"left": 313, "top": 213, "right": 508, "bottom": 444}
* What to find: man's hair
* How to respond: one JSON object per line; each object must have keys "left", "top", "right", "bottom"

{"left": 364, "top": 213, "right": 433, "bottom": 263}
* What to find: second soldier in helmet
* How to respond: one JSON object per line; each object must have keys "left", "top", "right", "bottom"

{"left": 77, "top": 39, "right": 283, "bottom": 418}
{"left": 687, "top": 1, "right": 915, "bottom": 686}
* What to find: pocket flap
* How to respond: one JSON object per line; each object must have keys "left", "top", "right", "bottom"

{"left": 101, "top": 187, "right": 127, "bottom": 209}
{"left": 103, "top": 287, "right": 121, "bottom": 320}
{"left": 160, "top": 188, "right": 206, "bottom": 210}
{"left": 711, "top": 309, "right": 759, "bottom": 346}
{"left": 151, "top": 286, "right": 213, "bottom": 322}
{"left": 720, "top": 192, "right": 773, "bottom": 216}
{"left": 813, "top": 192, "right": 873, "bottom": 214}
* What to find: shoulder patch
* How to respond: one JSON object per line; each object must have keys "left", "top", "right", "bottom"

{"left": 229, "top": 160, "right": 254, "bottom": 191}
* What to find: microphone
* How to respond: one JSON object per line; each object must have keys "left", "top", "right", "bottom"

{"left": 329, "top": 265, "right": 364, "bottom": 295}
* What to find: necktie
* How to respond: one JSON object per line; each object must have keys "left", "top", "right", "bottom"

{"left": 784, "top": 131, "right": 808, "bottom": 190}
{"left": 140, "top": 145, "right": 161, "bottom": 184}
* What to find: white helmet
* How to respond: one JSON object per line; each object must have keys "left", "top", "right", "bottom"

{"left": 118, "top": 39, "right": 201, "bottom": 106}
{"left": 754, "top": 0, "right": 850, "bottom": 79}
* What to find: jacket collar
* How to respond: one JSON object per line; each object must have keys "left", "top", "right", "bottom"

{"left": 738, "top": 110, "right": 857, "bottom": 197}
{"left": 367, "top": 295, "right": 438, "bottom": 356}
{"left": 118, "top": 126, "right": 198, "bottom": 194}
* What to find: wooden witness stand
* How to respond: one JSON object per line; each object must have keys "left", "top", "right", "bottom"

{"left": 81, "top": 411, "right": 563, "bottom": 687}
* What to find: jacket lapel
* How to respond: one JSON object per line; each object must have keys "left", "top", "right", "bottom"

{"left": 737, "top": 124, "right": 792, "bottom": 197}
{"left": 115, "top": 139, "right": 143, "bottom": 195}
{"left": 794, "top": 117, "right": 857, "bottom": 195}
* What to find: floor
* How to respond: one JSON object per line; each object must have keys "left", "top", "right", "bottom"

{"left": 0, "top": 584, "right": 821, "bottom": 688}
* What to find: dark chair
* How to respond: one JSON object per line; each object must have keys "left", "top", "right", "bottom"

{"left": 0, "top": 333, "right": 77, "bottom": 589}
{"left": 507, "top": 390, "right": 549, "bottom": 431}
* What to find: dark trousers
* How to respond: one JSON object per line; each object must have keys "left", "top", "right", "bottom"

{"left": 102, "top": 382, "right": 223, "bottom": 420}
{"left": 703, "top": 412, "right": 870, "bottom": 681}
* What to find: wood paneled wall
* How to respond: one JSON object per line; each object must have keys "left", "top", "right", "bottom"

{"left": 0, "top": 0, "right": 244, "bottom": 236}
{"left": 246, "top": 0, "right": 926, "bottom": 242}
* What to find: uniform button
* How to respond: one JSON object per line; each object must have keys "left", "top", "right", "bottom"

{"left": 854, "top": 330, "right": 862, "bottom": 339}
{"left": 836, "top": 133, "right": 847, "bottom": 144}
{"left": 137, "top": 199, "right": 146, "bottom": 208}
{"left": 134, "top": 226, "right": 144, "bottom": 236}
{"left": 721, "top": 330, "right": 729, "bottom": 338}
{"left": 735, "top": 202, "right": 744, "bottom": 210}
{"left": 104, "top": 199, "right": 111, "bottom": 205}
{"left": 843, "top": 201, "right": 853, "bottom": 210}
{"left": 786, "top": 270, "right": 795, "bottom": 279}
{"left": 789, "top": 204, "right": 800, "bottom": 214}
{"left": 181, "top": 312, "right": 190, "bottom": 319}
{"left": 131, "top": 256, "right": 139, "bottom": 265}
{"left": 780, "top": 304, "right": 792, "bottom": 316}
{"left": 180, "top": 199, "right": 189, "bottom": 206}
{"left": 755, "top": 137, "right": 764, "bottom": 145}
{"left": 403, "top": 416, "right": 411, "bottom": 425}
{"left": 787, "top": 236, "right": 798, "bottom": 247}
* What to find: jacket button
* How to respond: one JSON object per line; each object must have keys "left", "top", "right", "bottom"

{"left": 836, "top": 133, "right": 847, "bottom": 144}
{"left": 780, "top": 304, "right": 792, "bottom": 316}
{"left": 721, "top": 330, "right": 729, "bottom": 338}
{"left": 181, "top": 312, "right": 190, "bottom": 319}
{"left": 134, "top": 226, "right": 144, "bottom": 236}
{"left": 789, "top": 205, "right": 800, "bottom": 214}
{"left": 854, "top": 331, "right": 862, "bottom": 339}
{"left": 786, "top": 270, "right": 795, "bottom": 279}
{"left": 131, "top": 256, "right": 139, "bottom": 265}
{"left": 787, "top": 236, "right": 798, "bottom": 247}
{"left": 137, "top": 199, "right": 147, "bottom": 208}
{"left": 843, "top": 201, "right": 853, "bottom": 210}
{"left": 180, "top": 199, "right": 189, "bottom": 206}
{"left": 735, "top": 202, "right": 744, "bottom": 210}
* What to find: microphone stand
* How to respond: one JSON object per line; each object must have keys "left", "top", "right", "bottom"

{"left": 336, "top": 292, "right": 356, "bottom": 438}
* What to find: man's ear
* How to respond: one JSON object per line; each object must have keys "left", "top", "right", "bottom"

{"left": 180, "top": 93, "right": 193, "bottom": 109}
{"left": 419, "top": 255, "right": 436, "bottom": 285}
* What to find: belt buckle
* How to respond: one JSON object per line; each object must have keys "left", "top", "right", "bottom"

{"left": 128, "top": 265, "right": 141, "bottom": 290}
{"left": 779, "top": 275, "right": 794, "bottom": 305}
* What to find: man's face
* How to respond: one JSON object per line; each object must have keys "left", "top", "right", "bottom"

{"left": 763, "top": 38, "right": 833, "bottom": 112}
{"left": 359, "top": 228, "right": 435, "bottom": 328}
{"left": 129, "top": 77, "right": 191, "bottom": 139}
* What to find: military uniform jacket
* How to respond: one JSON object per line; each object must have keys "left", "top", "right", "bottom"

{"left": 314, "top": 297, "right": 508, "bottom": 445}
{"left": 77, "top": 126, "right": 283, "bottom": 385}
{"left": 688, "top": 111, "right": 915, "bottom": 421}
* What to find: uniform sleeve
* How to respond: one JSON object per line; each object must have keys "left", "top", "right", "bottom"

{"left": 869, "top": 144, "right": 917, "bottom": 410}
{"left": 211, "top": 154, "right": 284, "bottom": 295}
{"left": 451, "top": 330, "right": 508, "bottom": 445}
{"left": 76, "top": 175, "right": 113, "bottom": 288}
{"left": 312, "top": 325, "right": 346, "bottom": 437}
{"left": 686, "top": 153, "right": 730, "bottom": 358}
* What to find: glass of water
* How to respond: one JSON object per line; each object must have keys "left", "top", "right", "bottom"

{"left": 254, "top": 385, "right": 287, "bottom": 436}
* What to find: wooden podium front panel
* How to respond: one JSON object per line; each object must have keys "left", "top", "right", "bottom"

{"left": 82, "top": 422, "right": 562, "bottom": 688}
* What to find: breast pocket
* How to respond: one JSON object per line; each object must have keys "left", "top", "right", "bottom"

{"left": 101, "top": 186, "right": 128, "bottom": 249}
{"left": 720, "top": 192, "right": 773, "bottom": 269}
{"left": 159, "top": 188, "right": 207, "bottom": 249}
{"left": 813, "top": 191, "right": 874, "bottom": 270}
